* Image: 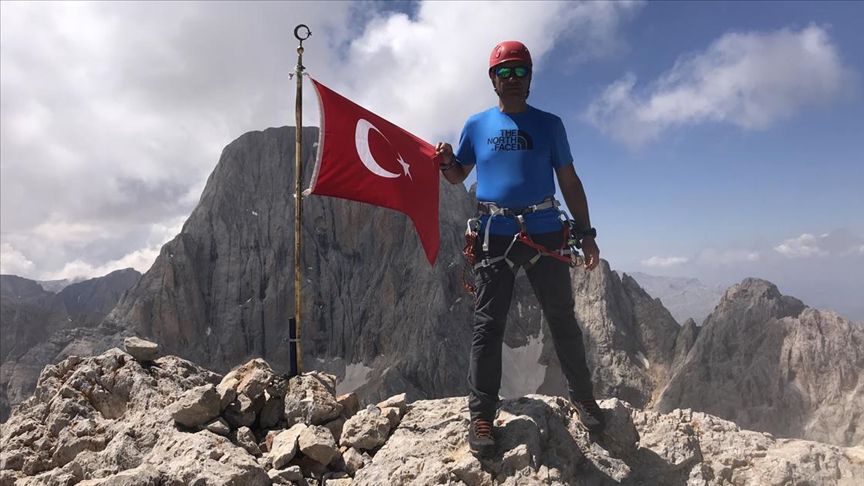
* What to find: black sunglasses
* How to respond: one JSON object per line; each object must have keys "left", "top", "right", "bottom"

{"left": 495, "top": 66, "right": 531, "bottom": 79}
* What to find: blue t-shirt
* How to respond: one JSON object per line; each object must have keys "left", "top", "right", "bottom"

{"left": 455, "top": 105, "right": 573, "bottom": 235}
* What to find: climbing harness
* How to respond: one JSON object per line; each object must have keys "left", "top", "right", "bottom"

{"left": 461, "top": 197, "right": 585, "bottom": 295}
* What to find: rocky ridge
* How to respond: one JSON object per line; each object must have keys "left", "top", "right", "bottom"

{"left": 2, "top": 344, "right": 862, "bottom": 485}
{"left": 97, "top": 126, "right": 681, "bottom": 411}
{"left": 0, "top": 270, "right": 141, "bottom": 421}
{"left": 657, "top": 278, "right": 864, "bottom": 447}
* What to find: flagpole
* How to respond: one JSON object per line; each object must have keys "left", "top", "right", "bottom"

{"left": 291, "top": 24, "right": 310, "bottom": 376}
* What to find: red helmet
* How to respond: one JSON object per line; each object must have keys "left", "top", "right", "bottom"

{"left": 489, "top": 41, "right": 532, "bottom": 69}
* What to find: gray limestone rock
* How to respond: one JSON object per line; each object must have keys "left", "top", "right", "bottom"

{"left": 168, "top": 384, "right": 221, "bottom": 428}
{"left": 284, "top": 371, "right": 342, "bottom": 426}
{"left": 340, "top": 408, "right": 392, "bottom": 451}
{"left": 2, "top": 347, "right": 861, "bottom": 486}
{"left": 342, "top": 447, "right": 367, "bottom": 476}
{"left": 204, "top": 418, "right": 230, "bottom": 436}
{"left": 123, "top": 337, "right": 158, "bottom": 362}
{"left": 298, "top": 425, "right": 338, "bottom": 466}
{"left": 235, "top": 426, "right": 262, "bottom": 457}
{"left": 268, "top": 465, "right": 303, "bottom": 484}
{"left": 656, "top": 278, "right": 864, "bottom": 447}
{"left": 337, "top": 392, "right": 361, "bottom": 419}
{"left": 270, "top": 423, "right": 307, "bottom": 469}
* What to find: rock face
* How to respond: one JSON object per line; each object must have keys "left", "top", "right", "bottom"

{"left": 101, "top": 126, "right": 673, "bottom": 411}
{"left": 101, "top": 127, "right": 476, "bottom": 407}
{"left": 0, "top": 269, "right": 140, "bottom": 421}
{"left": 656, "top": 278, "right": 864, "bottom": 447}
{"left": 535, "top": 264, "right": 681, "bottom": 407}
{"left": 3, "top": 348, "right": 861, "bottom": 486}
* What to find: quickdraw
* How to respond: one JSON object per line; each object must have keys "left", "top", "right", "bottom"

{"left": 461, "top": 198, "right": 584, "bottom": 295}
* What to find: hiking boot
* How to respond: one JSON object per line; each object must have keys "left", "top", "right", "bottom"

{"left": 468, "top": 418, "right": 495, "bottom": 457}
{"left": 572, "top": 398, "right": 606, "bottom": 433}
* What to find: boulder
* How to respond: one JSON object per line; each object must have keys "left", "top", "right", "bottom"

{"left": 168, "top": 385, "right": 221, "bottom": 428}
{"left": 298, "top": 425, "right": 339, "bottom": 466}
{"left": 270, "top": 423, "right": 307, "bottom": 469}
{"left": 284, "top": 372, "right": 342, "bottom": 426}
{"left": 340, "top": 407, "right": 391, "bottom": 451}
{"left": 122, "top": 337, "right": 159, "bottom": 362}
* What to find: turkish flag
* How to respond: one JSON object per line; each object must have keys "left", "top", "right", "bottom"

{"left": 308, "top": 79, "right": 440, "bottom": 265}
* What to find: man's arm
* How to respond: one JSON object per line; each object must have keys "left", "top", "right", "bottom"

{"left": 435, "top": 142, "right": 474, "bottom": 185}
{"left": 556, "top": 164, "right": 600, "bottom": 270}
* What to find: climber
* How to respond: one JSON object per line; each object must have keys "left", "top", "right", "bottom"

{"left": 436, "top": 40, "right": 605, "bottom": 458}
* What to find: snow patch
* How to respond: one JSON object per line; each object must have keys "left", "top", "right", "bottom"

{"left": 336, "top": 362, "right": 373, "bottom": 395}
{"left": 500, "top": 329, "right": 547, "bottom": 399}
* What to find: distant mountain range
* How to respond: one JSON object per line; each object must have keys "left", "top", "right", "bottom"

{"left": 626, "top": 272, "right": 724, "bottom": 324}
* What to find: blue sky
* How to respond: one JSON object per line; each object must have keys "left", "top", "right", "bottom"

{"left": 1, "top": 1, "right": 862, "bottom": 318}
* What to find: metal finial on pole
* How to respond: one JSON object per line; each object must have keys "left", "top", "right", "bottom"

{"left": 290, "top": 24, "right": 310, "bottom": 376}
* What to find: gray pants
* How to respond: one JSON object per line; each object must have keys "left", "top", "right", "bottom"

{"left": 468, "top": 231, "right": 595, "bottom": 422}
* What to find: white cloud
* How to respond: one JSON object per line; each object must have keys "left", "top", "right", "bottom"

{"left": 641, "top": 256, "right": 689, "bottom": 267}
{"left": 696, "top": 248, "right": 761, "bottom": 265}
{"left": 1, "top": 1, "right": 640, "bottom": 278}
{"left": 330, "top": 1, "right": 643, "bottom": 141}
{"left": 586, "top": 25, "right": 856, "bottom": 147}
{"left": 0, "top": 243, "right": 35, "bottom": 276}
{"left": 774, "top": 230, "right": 864, "bottom": 258}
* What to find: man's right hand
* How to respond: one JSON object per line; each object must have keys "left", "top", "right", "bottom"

{"left": 435, "top": 142, "right": 455, "bottom": 169}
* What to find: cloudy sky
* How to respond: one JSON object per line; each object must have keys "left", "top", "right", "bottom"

{"left": 2, "top": 1, "right": 862, "bottom": 319}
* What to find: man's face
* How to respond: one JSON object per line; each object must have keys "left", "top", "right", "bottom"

{"left": 490, "top": 60, "right": 532, "bottom": 101}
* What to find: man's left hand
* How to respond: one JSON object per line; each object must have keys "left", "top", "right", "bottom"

{"left": 581, "top": 236, "right": 600, "bottom": 270}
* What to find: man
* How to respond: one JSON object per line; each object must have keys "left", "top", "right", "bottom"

{"left": 435, "top": 41, "right": 605, "bottom": 457}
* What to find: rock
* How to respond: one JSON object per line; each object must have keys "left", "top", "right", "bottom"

{"left": 223, "top": 393, "right": 260, "bottom": 428}
{"left": 298, "top": 425, "right": 338, "bottom": 466}
{"left": 122, "top": 337, "right": 159, "bottom": 362}
{"left": 76, "top": 465, "right": 161, "bottom": 485}
{"left": 376, "top": 393, "right": 407, "bottom": 415}
{"left": 380, "top": 407, "right": 401, "bottom": 430}
{"left": 268, "top": 465, "right": 303, "bottom": 484}
{"left": 291, "top": 455, "right": 329, "bottom": 477}
{"left": 337, "top": 393, "right": 361, "bottom": 419}
{"left": 259, "top": 392, "right": 285, "bottom": 430}
{"left": 324, "top": 417, "right": 346, "bottom": 444}
{"left": 219, "top": 359, "right": 283, "bottom": 404}
{"left": 204, "top": 418, "right": 230, "bottom": 436}
{"left": 4, "top": 340, "right": 863, "bottom": 486}
{"left": 235, "top": 426, "right": 262, "bottom": 457}
{"left": 342, "top": 447, "right": 367, "bottom": 476}
{"left": 270, "top": 423, "right": 307, "bottom": 469}
{"left": 284, "top": 372, "right": 343, "bottom": 426}
{"left": 340, "top": 407, "right": 392, "bottom": 451}
{"left": 146, "top": 429, "right": 269, "bottom": 485}
{"left": 216, "top": 381, "right": 238, "bottom": 411}
{"left": 326, "top": 478, "right": 353, "bottom": 486}
{"left": 168, "top": 384, "right": 221, "bottom": 428}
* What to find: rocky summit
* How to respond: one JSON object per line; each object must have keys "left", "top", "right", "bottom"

{"left": 2, "top": 346, "right": 862, "bottom": 485}
{"left": 656, "top": 278, "right": 864, "bottom": 447}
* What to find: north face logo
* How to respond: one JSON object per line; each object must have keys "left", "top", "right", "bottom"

{"left": 487, "top": 129, "right": 533, "bottom": 151}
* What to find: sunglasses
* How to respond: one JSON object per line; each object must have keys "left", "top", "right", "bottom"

{"left": 494, "top": 66, "right": 531, "bottom": 79}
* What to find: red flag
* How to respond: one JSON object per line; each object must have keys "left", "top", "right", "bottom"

{"left": 308, "top": 79, "right": 440, "bottom": 265}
